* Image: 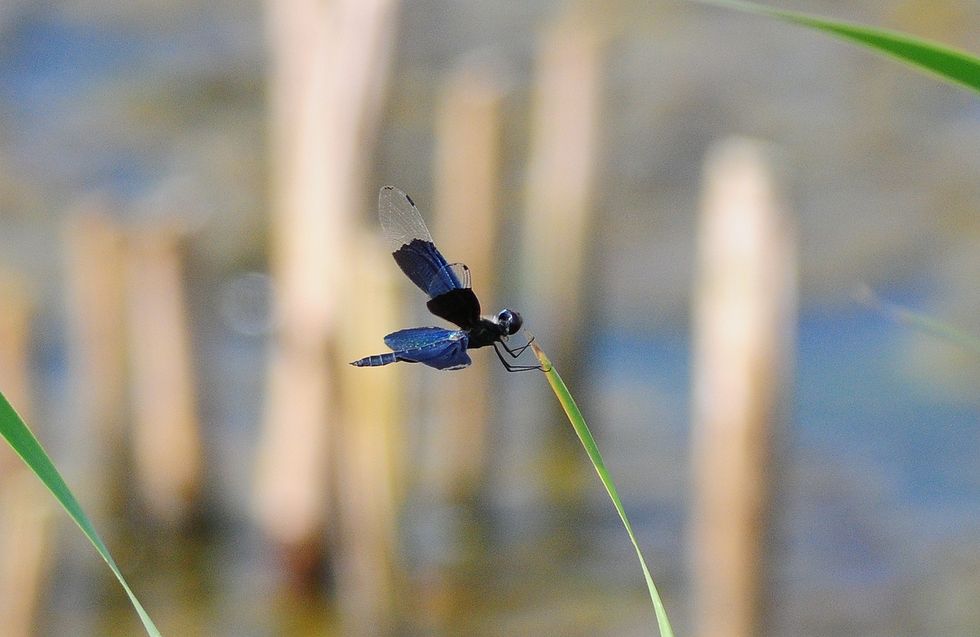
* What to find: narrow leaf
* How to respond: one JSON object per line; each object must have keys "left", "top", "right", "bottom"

{"left": 0, "top": 392, "right": 162, "bottom": 637}
{"left": 696, "top": 0, "right": 980, "bottom": 94}
{"left": 530, "top": 342, "right": 674, "bottom": 637}
{"left": 856, "top": 286, "right": 980, "bottom": 356}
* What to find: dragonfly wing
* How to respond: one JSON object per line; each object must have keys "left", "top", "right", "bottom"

{"left": 383, "top": 326, "right": 460, "bottom": 350}
{"left": 379, "top": 186, "right": 471, "bottom": 297}
{"left": 383, "top": 327, "right": 472, "bottom": 371}
{"left": 426, "top": 288, "right": 480, "bottom": 328}
{"left": 379, "top": 186, "right": 433, "bottom": 250}
{"left": 390, "top": 239, "right": 467, "bottom": 296}
{"left": 426, "top": 262, "right": 471, "bottom": 297}
{"left": 410, "top": 342, "right": 472, "bottom": 370}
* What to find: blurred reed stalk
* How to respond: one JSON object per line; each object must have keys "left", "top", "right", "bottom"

{"left": 690, "top": 138, "right": 796, "bottom": 637}
{"left": 508, "top": 9, "right": 604, "bottom": 518}
{"left": 258, "top": 0, "right": 399, "bottom": 583}
{"left": 521, "top": 12, "right": 603, "bottom": 375}
{"left": 405, "top": 58, "right": 507, "bottom": 631}
{"left": 430, "top": 60, "right": 506, "bottom": 500}
{"left": 125, "top": 223, "right": 203, "bottom": 526}
{"left": 0, "top": 272, "right": 53, "bottom": 637}
{"left": 336, "top": 241, "right": 405, "bottom": 636}
{"left": 63, "top": 202, "right": 128, "bottom": 519}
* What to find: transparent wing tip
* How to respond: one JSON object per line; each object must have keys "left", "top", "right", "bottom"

{"left": 379, "top": 185, "right": 411, "bottom": 204}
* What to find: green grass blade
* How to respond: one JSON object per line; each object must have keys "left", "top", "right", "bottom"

{"left": 530, "top": 342, "right": 674, "bottom": 637}
{"left": 856, "top": 286, "right": 980, "bottom": 356}
{"left": 0, "top": 392, "right": 162, "bottom": 637}
{"left": 695, "top": 0, "right": 980, "bottom": 94}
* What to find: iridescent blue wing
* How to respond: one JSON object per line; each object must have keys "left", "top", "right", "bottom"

{"left": 379, "top": 186, "right": 481, "bottom": 328}
{"left": 383, "top": 326, "right": 461, "bottom": 350}
{"left": 383, "top": 326, "right": 471, "bottom": 370}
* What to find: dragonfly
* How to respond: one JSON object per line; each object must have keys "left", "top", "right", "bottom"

{"left": 351, "top": 186, "right": 540, "bottom": 372}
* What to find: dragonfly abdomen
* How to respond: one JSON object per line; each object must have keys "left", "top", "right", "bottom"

{"left": 350, "top": 352, "right": 400, "bottom": 367}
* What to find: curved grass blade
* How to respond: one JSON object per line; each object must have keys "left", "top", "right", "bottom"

{"left": 0, "top": 392, "right": 162, "bottom": 637}
{"left": 855, "top": 286, "right": 980, "bottom": 356}
{"left": 694, "top": 0, "right": 980, "bottom": 94}
{"left": 530, "top": 341, "right": 674, "bottom": 637}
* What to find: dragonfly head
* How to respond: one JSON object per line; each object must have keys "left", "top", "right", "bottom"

{"left": 495, "top": 309, "right": 523, "bottom": 336}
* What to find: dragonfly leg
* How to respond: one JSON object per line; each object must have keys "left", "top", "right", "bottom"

{"left": 493, "top": 342, "right": 543, "bottom": 372}
{"left": 500, "top": 334, "right": 535, "bottom": 358}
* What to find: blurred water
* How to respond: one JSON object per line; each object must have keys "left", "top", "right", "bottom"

{"left": 592, "top": 293, "right": 980, "bottom": 633}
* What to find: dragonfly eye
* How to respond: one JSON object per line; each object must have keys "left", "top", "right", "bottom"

{"left": 497, "top": 309, "right": 523, "bottom": 335}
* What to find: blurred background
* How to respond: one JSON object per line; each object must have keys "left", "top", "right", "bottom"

{"left": 0, "top": 0, "right": 978, "bottom": 635}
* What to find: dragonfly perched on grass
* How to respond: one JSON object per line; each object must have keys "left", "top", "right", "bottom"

{"left": 351, "top": 186, "right": 539, "bottom": 372}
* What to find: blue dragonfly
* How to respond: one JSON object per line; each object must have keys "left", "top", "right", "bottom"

{"left": 351, "top": 186, "right": 539, "bottom": 372}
